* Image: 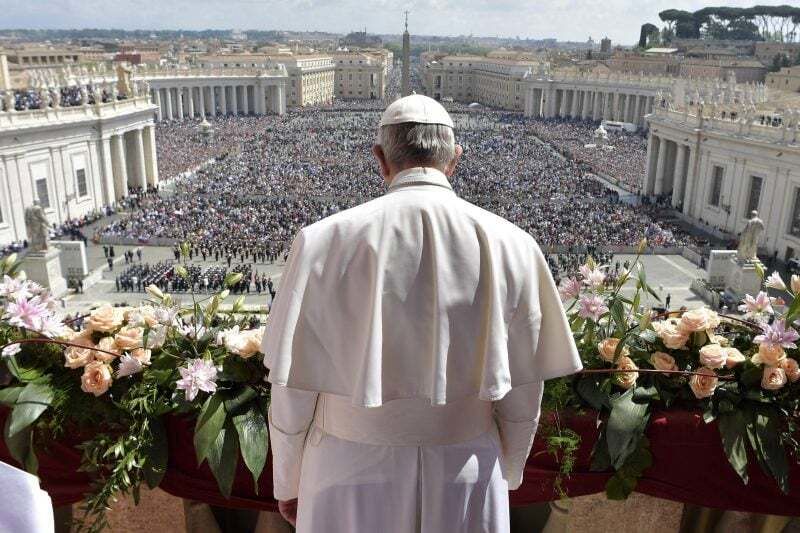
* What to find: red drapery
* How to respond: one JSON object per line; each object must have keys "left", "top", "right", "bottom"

{"left": 1, "top": 409, "right": 799, "bottom": 515}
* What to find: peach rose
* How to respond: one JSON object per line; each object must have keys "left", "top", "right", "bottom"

{"left": 597, "top": 338, "right": 628, "bottom": 363}
{"left": 64, "top": 344, "right": 94, "bottom": 369}
{"left": 124, "top": 306, "right": 159, "bottom": 328}
{"left": 678, "top": 308, "right": 720, "bottom": 334}
{"left": 761, "top": 366, "right": 787, "bottom": 391}
{"left": 130, "top": 348, "right": 152, "bottom": 365}
{"left": 614, "top": 356, "right": 639, "bottom": 390}
{"left": 92, "top": 336, "right": 120, "bottom": 363}
{"left": 652, "top": 319, "right": 689, "bottom": 350}
{"left": 114, "top": 326, "right": 144, "bottom": 351}
{"left": 779, "top": 358, "right": 800, "bottom": 383}
{"left": 752, "top": 343, "right": 787, "bottom": 366}
{"left": 225, "top": 329, "right": 263, "bottom": 359}
{"left": 724, "top": 347, "right": 746, "bottom": 368}
{"left": 85, "top": 305, "right": 124, "bottom": 333}
{"left": 80, "top": 361, "right": 113, "bottom": 396}
{"left": 650, "top": 351, "right": 677, "bottom": 374}
{"left": 689, "top": 367, "right": 718, "bottom": 399}
{"left": 699, "top": 344, "right": 727, "bottom": 369}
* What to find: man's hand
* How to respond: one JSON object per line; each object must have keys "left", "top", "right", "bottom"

{"left": 278, "top": 499, "right": 298, "bottom": 527}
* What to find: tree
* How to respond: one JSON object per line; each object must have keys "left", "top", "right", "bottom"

{"left": 639, "top": 23, "right": 659, "bottom": 48}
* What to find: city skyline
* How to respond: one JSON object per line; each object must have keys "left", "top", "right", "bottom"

{"left": 2, "top": 0, "right": 797, "bottom": 45}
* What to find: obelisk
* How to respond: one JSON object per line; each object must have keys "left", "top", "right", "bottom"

{"left": 401, "top": 11, "right": 411, "bottom": 97}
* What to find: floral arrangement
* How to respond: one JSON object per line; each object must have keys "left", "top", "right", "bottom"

{"left": 546, "top": 243, "right": 800, "bottom": 499}
{"left": 0, "top": 245, "right": 268, "bottom": 532}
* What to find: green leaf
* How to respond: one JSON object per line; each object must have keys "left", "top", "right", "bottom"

{"left": 207, "top": 420, "right": 239, "bottom": 498}
{"left": 5, "top": 355, "right": 43, "bottom": 382}
{"left": 232, "top": 404, "right": 268, "bottom": 493}
{"left": 8, "top": 380, "right": 53, "bottom": 437}
{"left": 605, "top": 473, "right": 637, "bottom": 500}
{"left": 754, "top": 411, "right": 789, "bottom": 493}
{"left": 717, "top": 411, "right": 749, "bottom": 485}
{"left": 785, "top": 294, "right": 800, "bottom": 323}
{"left": 590, "top": 426, "right": 612, "bottom": 472}
{"left": 575, "top": 376, "right": 609, "bottom": 411}
{"left": 606, "top": 390, "right": 650, "bottom": 469}
{"left": 0, "top": 386, "right": 24, "bottom": 406}
{"left": 143, "top": 418, "right": 168, "bottom": 489}
{"left": 3, "top": 416, "right": 37, "bottom": 473}
{"left": 194, "top": 393, "right": 227, "bottom": 464}
{"left": 610, "top": 300, "right": 627, "bottom": 336}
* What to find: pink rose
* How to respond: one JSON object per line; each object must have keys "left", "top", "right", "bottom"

{"left": 652, "top": 319, "right": 689, "bottom": 350}
{"left": 130, "top": 348, "right": 152, "bottom": 365}
{"left": 80, "top": 361, "right": 113, "bottom": 396}
{"left": 761, "top": 366, "right": 787, "bottom": 391}
{"left": 723, "top": 347, "right": 746, "bottom": 368}
{"left": 699, "top": 344, "right": 727, "bottom": 369}
{"left": 751, "top": 343, "right": 787, "bottom": 366}
{"left": 85, "top": 305, "right": 124, "bottom": 333}
{"left": 614, "top": 356, "right": 639, "bottom": 390}
{"left": 93, "top": 336, "right": 120, "bottom": 363}
{"left": 689, "top": 367, "right": 718, "bottom": 399}
{"left": 114, "top": 326, "right": 144, "bottom": 351}
{"left": 650, "top": 351, "right": 677, "bottom": 374}
{"left": 779, "top": 358, "right": 800, "bottom": 383}
{"left": 597, "top": 338, "right": 628, "bottom": 363}
{"left": 678, "top": 308, "right": 720, "bottom": 334}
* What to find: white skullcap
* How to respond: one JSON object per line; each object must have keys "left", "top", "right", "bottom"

{"left": 379, "top": 94, "right": 454, "bottom": 128}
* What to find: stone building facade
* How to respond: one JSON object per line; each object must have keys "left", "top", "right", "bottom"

{"left": 0, "top": 87, "right": 159, "bottom": 247}
{"left": 645, "top": 95, "right": 800, "bottom": 260}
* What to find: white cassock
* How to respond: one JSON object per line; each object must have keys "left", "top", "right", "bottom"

{"left": 0, "top": 461, "right": 55, "bottom": 532}
{"left": 262, "top": 167, "right": 582, "bottom": 533}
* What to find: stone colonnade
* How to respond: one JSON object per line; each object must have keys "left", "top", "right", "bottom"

{"left": 643, "top": 133, "right": 697, "bottom": 215}
{"left": 147, "top": 79, "right": 286, "bottom": 122}
{"left": 525, "top": 83, "right": 660, "bottom": 129}
{"left": 100, "top": 124, "right": 159, "bottom": 203}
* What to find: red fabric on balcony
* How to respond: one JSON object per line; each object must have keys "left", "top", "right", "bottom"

{"left": 1, "top": 408, "right": 799, "bottom": 515}
{"left": 513, "top": 409, "right": 800, "bottom": 516}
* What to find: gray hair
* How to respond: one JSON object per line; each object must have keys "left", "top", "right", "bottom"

{"left": 376, "top": 122, "right": 456, "bottom": 169}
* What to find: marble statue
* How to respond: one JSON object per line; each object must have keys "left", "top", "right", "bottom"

{"left": 3, "top": 91, "right": 14, "bottom": 112}
{"left": 24, "top": 201, "right": 50, "bottom": 252}
{"left": 737, "top": 211, "right": 764, "bottom": 262}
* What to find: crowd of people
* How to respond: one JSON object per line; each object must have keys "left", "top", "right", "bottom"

{"left": 2, "top": 84, "right": 131, "bottom": 112}
{"left": 116, "top": 259, "right": 276, "bottom": 298}
{"left": 527, "top": 118, "right": 648, "bottom": 193}
{"left": 98, "top": 102, "right": 707, "bottom": 256}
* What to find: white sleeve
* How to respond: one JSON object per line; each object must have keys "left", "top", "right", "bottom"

{"left": 493, "top": 381, "right": 544, "bottom": 490}
{"left": 268, "top": 384, "right": 318, "bottom": 501}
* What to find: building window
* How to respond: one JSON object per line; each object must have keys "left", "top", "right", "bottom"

{"left": 745, "top": 176, "right": 763, "bottom": 216}
{"left": 76, "top": 168, "right": 88, "bottom": 197}
{"left": 790, "top": 188, "right": 800, "bottom": 237}
{"left": 35, "top": 178, "right": 50, "bottom": 208}
{"left": 708, "top": 165, "right": 724, "bottom": 207}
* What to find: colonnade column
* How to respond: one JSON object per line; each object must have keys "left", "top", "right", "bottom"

{"left": 221, "top": 86, "right": 227, "bottom": 116}
{"left": 111, "top": 134, "right": 128, "bottom": 200}
{"left": 654, "top": 136, "right": 667, "bottom": 195}
{"left": 199, "top": 86, "right": 206, "bottom": 119}
{"left": 99, "top": 136, "right": 116, "bottom": 205}
{"left": 132, "top": 128, "right": 147, "bottom": 190}
{"left": 231, "top": 86, "right": 239, "bottom": 115}
{"left": 176, "top": 88, "right": 184, "bottom": 120}
{"left": 682, "top": 147, "right": 697, "bottom": 216}
{"left": 187, "top": 87, "right": 195, "bottom": 119}
{"left": 671, "top": 144, "right": 687, "bottom": 208}
{"left": 165, "top": 88, "right": 173, "bottom": 121}
{"left": 143, "top": 125, "right": 159, "bottom": 187}
{"left": 623, "top": 94, "right": 631, "bottom": 124}
{"left": 242, "top": 86, "right": 250, "bottom": 115}
{"left": 154, "top": 89, "right": 162, "bottom": 121}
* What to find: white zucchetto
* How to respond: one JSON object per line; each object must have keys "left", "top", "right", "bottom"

{"left": 379, "top": 94, "right": 455, "bottom": 128}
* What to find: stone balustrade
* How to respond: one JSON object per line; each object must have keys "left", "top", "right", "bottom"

{"left": 0, "top": 95, "right": 153, "bottom": 130}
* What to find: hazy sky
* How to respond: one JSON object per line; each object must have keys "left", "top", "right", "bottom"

{"left": 1, "top": 0, "right": 794, "bottom": 44}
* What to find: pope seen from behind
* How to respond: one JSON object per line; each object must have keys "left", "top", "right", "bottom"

{"left": 261, "top": 94, "right": 583, "bottom": 532}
